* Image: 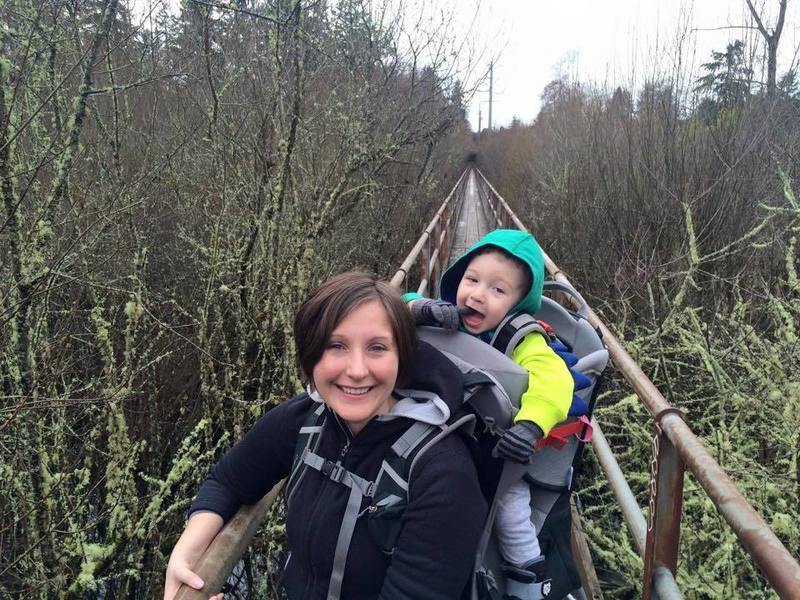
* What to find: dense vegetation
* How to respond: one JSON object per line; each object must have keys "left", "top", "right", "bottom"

{"left": 4, "top": 0, "right": 798, "bottom": 597}
{"left": 0, "top": 0, "right": 470, "bottom": 596}
{"left": 475, "top": 27, "right": 800, "bottom": 600}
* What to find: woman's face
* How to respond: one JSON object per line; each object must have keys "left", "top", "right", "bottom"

{"left": 312, "top": 299, "right": 400, "bottom": 435}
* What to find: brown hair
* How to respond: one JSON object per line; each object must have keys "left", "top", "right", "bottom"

{"left": 294, "top": 272, "right": 417, "bottom": 388}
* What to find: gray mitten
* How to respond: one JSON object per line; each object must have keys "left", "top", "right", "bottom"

{"left": 410, "top": 299, "right": 461, "bottom": 330}
{"left": 493, "top": 421, "right": 544, "bottom": 464}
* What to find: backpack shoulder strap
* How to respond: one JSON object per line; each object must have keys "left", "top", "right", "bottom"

{"left": 286, "top": 400, "right": 326, "bottom": 505}
{"left": 368, "top": 413, "right": 477, "bottom": 554}
{"left": 489, "top": 311, "right": 552, "bottom": 357}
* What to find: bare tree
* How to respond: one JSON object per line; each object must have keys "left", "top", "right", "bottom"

{"left": 745, "top": 0, "right": 788, "bottom": 98}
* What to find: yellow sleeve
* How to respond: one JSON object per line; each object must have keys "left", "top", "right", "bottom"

{"left": 511, "top": 331, "right": 573, "bottom": 435}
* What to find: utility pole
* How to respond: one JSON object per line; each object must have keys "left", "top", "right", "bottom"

{"left": 488, "top": 61, "right": 493, "bottom": 131}
{"left": 478, "top": 107, "right": 482, "bottom": 138}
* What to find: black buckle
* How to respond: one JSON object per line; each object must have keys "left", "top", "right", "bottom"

{"left": 321, "top": 460, "right": 345, "bottom": 483}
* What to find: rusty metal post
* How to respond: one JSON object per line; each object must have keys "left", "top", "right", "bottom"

{"left": 592, "top": 421, "right": 683, "bottom": 599}
{"left": 642, "top": 409, "right": 685, "bottom": 600}
{"left": 440, "top": 211, "right": 446, "bottom": 276}
{"left": 418, "top": 233, "right": 431, "bottom": 295}
{"left": 430, "top": 221, "right": 441, "bottom": 296}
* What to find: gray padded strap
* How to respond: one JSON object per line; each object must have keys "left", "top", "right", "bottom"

{"left": 408, "top": 414, "right": 476, "bottom": 477}
{"left": 377, "top": 459, "right": 409, "bottom": 492}
{"left": 327, "top": 480, "right": 364, "bottom": 600}
{"left": 490, "top": 312, "right": 548, "bottom": 357}
{"left": 287, "top": 403, "right": 327, "bottom": 506}
{"left": 301, "top": 449, "right": 328, "bottom": 472}
{"left": 390, "top": 421, "right": 437, "bottom": 458}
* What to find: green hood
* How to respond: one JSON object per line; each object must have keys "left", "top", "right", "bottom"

{"left": 440, "top": 229, "right": 544, "bottom": 314}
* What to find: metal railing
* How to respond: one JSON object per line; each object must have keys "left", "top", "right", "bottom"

{"left": 175, "top": 165, "right": 800, "bottom": 600}
{"left": 471, "top": 166, "right": 800, "bottom": 599}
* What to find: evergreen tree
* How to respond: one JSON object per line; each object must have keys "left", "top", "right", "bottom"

{"left": 695, "top": 40, "right": 753, "bottom": 111}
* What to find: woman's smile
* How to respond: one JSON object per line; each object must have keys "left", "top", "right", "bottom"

{"left": 338, "top": 385, "right": 372, "bottom": 395}
{"left": 312, "top": 299, "right": 400, "bottom": 434}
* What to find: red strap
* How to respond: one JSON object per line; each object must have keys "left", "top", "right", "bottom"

{"left": 535, "top": 416, "right": 593, "bottom": 450}
{"left": 537, "top": 319, "right": 556, "bottom": 339}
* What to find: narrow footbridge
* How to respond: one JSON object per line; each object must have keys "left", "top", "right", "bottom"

{"left": 176, "top": 167, "right": 800, "bottom": 600}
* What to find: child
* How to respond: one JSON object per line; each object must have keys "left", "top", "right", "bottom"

{"left": 404, "top": 229, "right": 573, "bottom": 599}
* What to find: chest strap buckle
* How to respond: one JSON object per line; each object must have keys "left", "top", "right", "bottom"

{"left": 321, "top": 459, "right": 346, "bottom": 483}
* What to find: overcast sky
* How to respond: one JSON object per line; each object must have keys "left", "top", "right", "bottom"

{"left": 459, "top": 0, "right": 800, "bottom": 130}
{"left": 132, "top": 0, "right": 800, "bottom": 130}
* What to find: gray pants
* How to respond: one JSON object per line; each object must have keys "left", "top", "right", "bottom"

{"left": 495, "top": 479, "right": 541, "bottom": 565}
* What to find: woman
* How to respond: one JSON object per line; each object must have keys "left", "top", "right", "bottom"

{"left": 165, "top": 272, "right": 487, "bottom": 600}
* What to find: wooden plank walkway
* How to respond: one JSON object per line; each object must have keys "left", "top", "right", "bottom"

{"left": 448, "top": 170, "right": 491, "bottom": 267}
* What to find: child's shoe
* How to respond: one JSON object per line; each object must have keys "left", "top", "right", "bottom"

{"left": 502, "top": 556, "right": 552, "bottom": 600}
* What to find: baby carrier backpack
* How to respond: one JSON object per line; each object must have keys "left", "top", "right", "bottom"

{"left": 287, "top": 280, "right": 608, "bottom": 600}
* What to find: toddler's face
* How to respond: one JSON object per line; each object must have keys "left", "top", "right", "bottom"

{"left": 456, "top": 250, "right": 527, "bottom": 334}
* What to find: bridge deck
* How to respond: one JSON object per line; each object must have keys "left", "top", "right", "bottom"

{"left": 449, "top": 171, "right": 491, "bottom": 266}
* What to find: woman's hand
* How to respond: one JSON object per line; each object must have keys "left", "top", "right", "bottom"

{"left": 164, "top": 559, "right": 222, "bottom": 600}
{"left": 164, "top": 512, "right": 225, "bottom": 600}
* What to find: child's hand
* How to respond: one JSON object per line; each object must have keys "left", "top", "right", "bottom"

{"left": 410, "top": 299, "right": 462, "bottom": 329}
{"left": 493, "top": 421, "right": 544, "bottom": 463}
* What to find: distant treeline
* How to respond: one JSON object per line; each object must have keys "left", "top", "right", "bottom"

{"left": 0, "top": 0, "right": 470, "bottom": 596}
{"left": 475, "top": 37, "right": 800, "bottom": 599}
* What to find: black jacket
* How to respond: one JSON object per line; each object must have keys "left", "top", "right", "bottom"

{"left": 190, "top": 341, "right": 487, "bottom": 600}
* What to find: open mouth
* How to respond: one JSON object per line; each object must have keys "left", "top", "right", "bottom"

{"left": 460, "top": 306, "right": 485, "bottom": 329}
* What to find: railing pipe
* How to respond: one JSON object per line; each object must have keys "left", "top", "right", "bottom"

{"left": 590, "top": 419, "right": 647, "bottom": 554}
{"left": 428, "top": 248, "right": 441, "bottom": 282}
{"left": 472, "top": 168, "right": 527, "bottom": 231}
{"left": 660, "top": 411, "right": 800, "bottom": 597}
{"left": 653, "top": 566, "right": 684, "bottom": 600}
{"left": 471, "top": 167, "right": 800, "bottom": 599}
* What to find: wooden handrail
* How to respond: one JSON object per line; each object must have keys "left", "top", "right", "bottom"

{"left": 174, "top": 484, "right": 284, "bottom": 599}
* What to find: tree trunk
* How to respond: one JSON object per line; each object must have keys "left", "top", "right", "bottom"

{"left": 745, "top": 0, "right": 787, "bottom": 99}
